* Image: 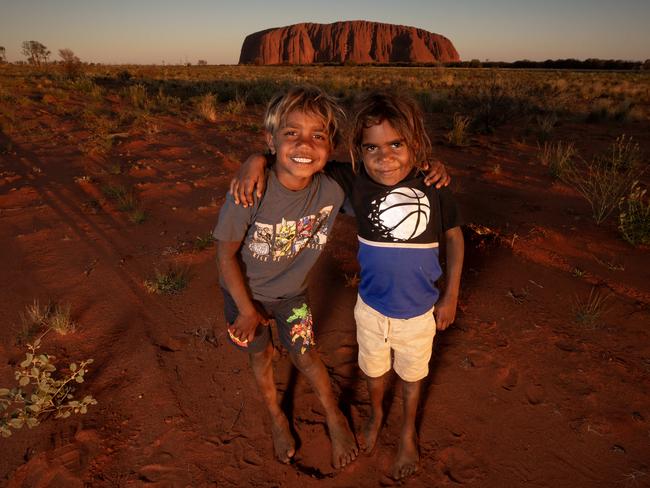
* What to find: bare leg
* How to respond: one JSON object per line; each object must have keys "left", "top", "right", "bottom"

{"left": 249, "top": 342, "right": 295, "bottom": 463}
{"left": 290, "top": 349, "right": 359, "bottom": 468}
{"left": 392, "top": 379, "right": 421, "bottom": 480}
{"left": 358, "top": 373, "right": 386, "bottom": 453}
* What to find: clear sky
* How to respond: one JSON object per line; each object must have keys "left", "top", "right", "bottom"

{"left": 1, "top": 0, "right": 648, "bottom": 64}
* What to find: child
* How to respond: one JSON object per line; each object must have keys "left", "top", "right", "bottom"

{"left": 345, "top": 92, "right": 464, "bottom": 480}
{"left": 213, "top": 86, "right": 359, "bottom": 468}
{"left": 232, "top": 91, "right": 463, "bottom": 480}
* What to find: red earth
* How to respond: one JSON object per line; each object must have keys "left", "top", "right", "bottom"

{"left": 1, "top": 78, "right": 649, "bottom": 488}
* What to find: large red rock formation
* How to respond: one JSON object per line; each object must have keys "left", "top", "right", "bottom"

{"left": 239, "top": 21, "right": 460, "bottom": 65}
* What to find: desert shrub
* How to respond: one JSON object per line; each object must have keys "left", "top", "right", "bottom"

{"left": 415, "top": 90, "right": 449, "bottom": 113}
{"left": 538, "top": 141, "right": 576, "bottom": 179}
{"left": 58, "top": 48, "right": 83, "bottom": 79}
{"left": 78, "top": 112, "right": 119, "bottom": 156}
{"left": 223, "top": 94, "right": 246, "bottom": 115}
{"left": 127, "top": 84, "right": 149, "bottom": 110}
{"left": 144, "top": 265, "right": 191, "bottom": 294}
{"left": 153, "top": 87, "right": 181, "bottom": 114}
{"left": 586, "top": 98, "right": 634, "bottom": 123}
{"left": 534, "top": 112, "right": 558, "bottom": 142}
{"left": 608, "top": 135, "right": 641, "bottom": 171}
{"left": 463, "top": 77, "right": 522, "bottom": 133}
{"left": 618, "top": 182, "right": 650, "bottom": 246}
{"left": 196, "top": 93, "right": 218, "bottom": 122}
{"left": 563, "top": 136, "right": 644, "bottom": 224}
{"left": 0, "top": 337, "right": 96, "bottom": 437}
{"left": 446, "top": 113, "right": 471, "bottom": 146}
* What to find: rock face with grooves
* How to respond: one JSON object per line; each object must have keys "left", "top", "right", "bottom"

{"left": 239, "top": 21, "right": 460, "bottom": 65}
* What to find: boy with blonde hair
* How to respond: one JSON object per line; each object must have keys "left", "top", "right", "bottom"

{"left": 214, "top": 86, "right": 359, "bottom": 468}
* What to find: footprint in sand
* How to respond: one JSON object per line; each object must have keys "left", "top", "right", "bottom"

{"left": 497, "top": 365, "right": 519, "bottom": 391}
{"left": 438, "top": 446, "right": 484, "bottom": 484}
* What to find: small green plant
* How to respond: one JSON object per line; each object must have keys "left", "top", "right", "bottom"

{"left": 197, "top": 93, "right": 217, "bottom": 123}
{"left": 618, "top": 181, "right": 650, "bottom": 246}
{"left": 573, "top": 287, "right": 609, "bottom": 329}
{"left": 571, "top": 267, "right": 585, "bottom": 278}
{"left": 193, "top": 234, "right": 214, "bottom": 251}
{"left": 0, "top": 337, "right": 96, "bottom": 437}
{"left": 128, "top": 208, "right": 147, "bottom": 224}
{"left": 116, "top": 191, "right": 138, "bottom": 212}
{"left": 446, "top": 113, "right": 471, "bottom": 147}
{"left": 144, "top": 265, "right": 191, "bottom": 294}
{"left": 538, "top": 141, "right": 576, "bottom": 180}
{"left": 102, "top": 184, "right": 143, "bottom": 215}
{"left": 101, "top": 184, "right": 127, "bottom": 200}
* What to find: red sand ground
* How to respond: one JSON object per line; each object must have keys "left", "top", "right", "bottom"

{"left": 1, "top": 92, "right": 649, "bottom": 487}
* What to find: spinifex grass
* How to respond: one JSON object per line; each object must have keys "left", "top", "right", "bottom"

{"left": 537, "top": 141, "right": 576, "bottom": 180}
{"left": 563, "top": 136, "right": 645, "bottom": 224}
{"left": 573, "top": 287, "right": 610, "bottom": 329}
{"left": 144, "top": 265, "right": 191, "bottom": 294}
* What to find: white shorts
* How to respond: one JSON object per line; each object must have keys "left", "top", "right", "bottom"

{"left": 354, "top": 295, "right": 436, "bottom": 382}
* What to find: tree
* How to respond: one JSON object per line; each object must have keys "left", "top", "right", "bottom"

{"left": 22, "top": 40, "right": 50, "bottom": 65}
{"left": 0, "top": 46, "right": 6, "bottom": 63}
{"left": 58, "top": 48, "right": 82, "bottom": 78}
{"left": 197, "top": 59, "right": 207, "bottom": 66}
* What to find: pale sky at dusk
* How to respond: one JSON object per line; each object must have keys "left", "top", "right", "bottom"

{"left": 1, "top": 0, "right": 648, "bottom": 64}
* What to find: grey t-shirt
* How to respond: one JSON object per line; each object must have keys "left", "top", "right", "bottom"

{"left": 213, "top": 169, "right": 345, "bottom": 301}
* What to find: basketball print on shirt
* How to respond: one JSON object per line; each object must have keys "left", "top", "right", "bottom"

{"left": 368, "top": 187, "right": 431, "bottom": 241}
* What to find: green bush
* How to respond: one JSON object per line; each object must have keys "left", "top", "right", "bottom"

{"left": 0, "top": 338, "right": 96, "bottom": 437}
{"left": 145, "top": 265, "right": 191, "bottom": 294}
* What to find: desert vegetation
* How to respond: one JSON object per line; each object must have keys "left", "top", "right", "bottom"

{"left": 0, "top": 62, "right": 648, "bottom": 486}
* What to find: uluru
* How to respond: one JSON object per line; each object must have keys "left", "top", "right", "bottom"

{"left": 239, "top": 20, "right": 460, "bottom": 65}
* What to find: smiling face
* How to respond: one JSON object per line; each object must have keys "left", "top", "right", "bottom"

{"left": 266, "top": 110, "right": 332, "bottom": 191}
{"left": 361, "top": 119, "right": 415, "bottom": 186}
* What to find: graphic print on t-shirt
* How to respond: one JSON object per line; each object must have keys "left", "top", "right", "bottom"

{"left": 248, "top": 205, "right": 333, "bottom": 261}
{"left": 368, "top": 187, "right": 431, "bottom": 241}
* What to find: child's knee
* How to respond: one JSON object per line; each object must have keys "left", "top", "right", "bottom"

{"left": 290, "top": 348, "right": 317, "bottom": 372}
{"left": 249, "top": 342, "right": 274, "bottom": 370}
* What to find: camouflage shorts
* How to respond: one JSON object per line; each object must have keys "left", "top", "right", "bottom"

{"left": 222, "top": 289, "right": 316, "bottom": 355}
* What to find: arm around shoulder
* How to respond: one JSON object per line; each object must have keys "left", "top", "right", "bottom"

{"left": 229, "top": 153, "right": 269, "bottom": 207}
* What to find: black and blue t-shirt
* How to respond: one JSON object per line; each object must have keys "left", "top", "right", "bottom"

{"left": 327, "top": 163, "right": 462, "bottom": 319}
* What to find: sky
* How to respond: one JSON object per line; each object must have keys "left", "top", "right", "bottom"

{"left": 1, "top": 0, "right": 648, "bottom": 64}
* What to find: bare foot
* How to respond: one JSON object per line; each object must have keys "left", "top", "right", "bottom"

{"left": 392, "top": 431, "right": 419, "bottom": 480}
{"left": 357, "top": 414, "right": 382, "bottom": 454}
{"left": 327, "top": 412, "right": 359, "bottom": 468}
{"left": 270, "top": 413, "right": 295, "bottom": 464}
